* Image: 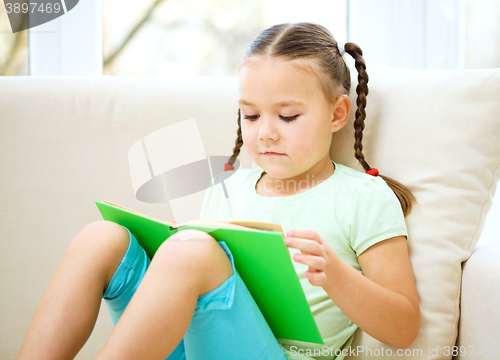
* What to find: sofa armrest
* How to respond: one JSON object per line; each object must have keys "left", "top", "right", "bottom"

{"left": 454, "top": 239, "right": 500, "bottom": 360}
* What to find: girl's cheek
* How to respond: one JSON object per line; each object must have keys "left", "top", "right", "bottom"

{"left": 241, "top": 131, "right": 254, "bottom": 147}
{"left": 289, "top": 132, "right": 308, "bottom": 150}
{"left": 241, "top": 126, "right": 251, "bottom": 143}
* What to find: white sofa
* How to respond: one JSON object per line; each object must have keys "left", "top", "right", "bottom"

{"left": 1, "top": 67, "right": 499, "bottom": 359}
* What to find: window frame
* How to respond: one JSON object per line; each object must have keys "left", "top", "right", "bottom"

{"left": 347, "top": 0, "right": 465, "bottom": 69}
{"left": 28, "top": 0, "right": 103, "bottom": 75}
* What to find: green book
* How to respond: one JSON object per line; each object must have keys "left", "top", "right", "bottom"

{"left": 95, "top": 200, "right": 324, "bottom": 345}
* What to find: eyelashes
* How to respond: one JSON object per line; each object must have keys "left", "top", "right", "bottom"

{"left": 243, "top": 114, "right": 299, "bottom": 122}
{"left": 280, "top": 115, "right": 299, "bottom": 122}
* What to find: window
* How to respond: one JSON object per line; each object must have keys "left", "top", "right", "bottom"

{"left": 464, "top": 0, "right": 500, "bottom": 69}
{"left": 349, "top": 0, "right": 500, "bottom": 70}
{"left": 102, "top": 0, "right": 347, "bottom": 76}
{"left": 3, "top": 0, "right": 500, "bottom": 76}
{"left": 0, "top": 1, "right": 29, "bottom": 76}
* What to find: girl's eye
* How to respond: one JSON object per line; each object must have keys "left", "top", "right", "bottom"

{"left": 243, "top": 114, "right": 260, "bottom": 121}
{"left": 280, "top": 115, "right": 299, "bottom": 122}
{"left": 242, "top": 114, "right": 299, "bottom": 122}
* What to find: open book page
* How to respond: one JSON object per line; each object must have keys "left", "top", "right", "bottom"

{"left": 102, "top": 200, "right": 166, "bottom": 223}
{"left": 182, "top": 219, "right": 285, "bottom": 236}
{"left": 102, "top": 200, "right": 284, "bottom": 235}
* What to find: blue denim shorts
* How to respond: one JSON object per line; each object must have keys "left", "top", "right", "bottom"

{"left": 102, "top": 226, "right": 289, "bottom": 360}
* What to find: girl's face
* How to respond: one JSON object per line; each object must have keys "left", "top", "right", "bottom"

{"left": 239, "top": 56, "right": 349, "bottom": 185}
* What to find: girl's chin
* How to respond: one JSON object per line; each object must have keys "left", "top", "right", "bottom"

{"left": 258, "top": 166, "right": 292, "bottom": 178}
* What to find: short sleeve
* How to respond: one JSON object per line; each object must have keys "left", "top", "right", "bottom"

{"left": 345, "top": 177, "right": 408, "bottom": 256}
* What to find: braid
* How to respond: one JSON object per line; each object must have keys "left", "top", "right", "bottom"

{"left": 345, "top": 43, "right": 371, "bottom": 172}
{"left": 228, "top": 109, "right": 244, "bottom": 167}
{"left": 345, "top": 42, "right": 416, "bottom": 216}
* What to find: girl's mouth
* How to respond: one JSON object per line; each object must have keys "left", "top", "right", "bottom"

{"left": 263, "top": 152, "right": 285, "bottom": 156}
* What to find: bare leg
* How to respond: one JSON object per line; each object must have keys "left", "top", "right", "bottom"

{"left": 17, "top": 221, "right": 130, "bottom": 360}
{"left": 94, "top": 229, "right": 234, "bottom": 360}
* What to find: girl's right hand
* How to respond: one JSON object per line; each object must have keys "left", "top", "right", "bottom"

{"left": 167, "top": 219, "right": 177, "bottom": 225}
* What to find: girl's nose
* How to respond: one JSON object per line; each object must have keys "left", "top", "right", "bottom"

{"left": 258, "top": 116, "right": 280, "bottom": 141}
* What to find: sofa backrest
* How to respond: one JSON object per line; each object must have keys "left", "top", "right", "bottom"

{"left": 1, "top": 66, "right": 500, "bottom": 359}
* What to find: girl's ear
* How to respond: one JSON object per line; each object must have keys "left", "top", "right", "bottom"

{"left": 330, "top": 95, "right": 351, "bottom": 133}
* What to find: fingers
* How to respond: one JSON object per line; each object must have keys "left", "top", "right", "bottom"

{"left": 285, "top": 236, "right": 322, "bottom": 255}
{"left": 292, "top": 252, "right": 326, "bottom": 271}
{"left": 286, "top": 229, "right": 322, "bottom": 243}
{"left": 285, "top": 230, "right": 327, "bottom": 276}
{"left": 285, "top": 229, "right": 334, "bottom": 287}
{"left": 304, "top": 270, "right": 327, "bottom": 285}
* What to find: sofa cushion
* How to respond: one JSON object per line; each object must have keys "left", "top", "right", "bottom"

{"left": 331, "top": 64, "right": 500, "bottom": 359}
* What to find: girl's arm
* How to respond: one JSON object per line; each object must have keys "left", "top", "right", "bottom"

{"left": 285, "top": 231, "right": 420, "bottom": 349}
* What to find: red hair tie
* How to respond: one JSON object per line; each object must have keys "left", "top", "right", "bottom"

{"left": 224, "top": 162, "right": 235, "bottom": 171}
{"left": 366, "top": 168, "right": 379, "bottom": 176}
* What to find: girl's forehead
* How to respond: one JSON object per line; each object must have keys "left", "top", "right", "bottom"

{"left": 239, "top": 56, "right": 326, "bottom": 101}
{"left": 240, "top": 58, "right": 317, "bottom": 88}
{"left": 240, "top": 55, "right": 316, "bottom": 73}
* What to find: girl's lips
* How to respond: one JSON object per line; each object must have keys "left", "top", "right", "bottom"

{"left": 263, "top": 152, "right": 285, "bottom": 156}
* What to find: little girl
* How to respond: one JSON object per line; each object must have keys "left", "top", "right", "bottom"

{"left": 18, "top": 23, "right": 420, "bottom": 360}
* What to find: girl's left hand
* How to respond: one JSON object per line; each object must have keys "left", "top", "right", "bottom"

{"left": 285, "top": 229, "right": 339, "bottom": 288}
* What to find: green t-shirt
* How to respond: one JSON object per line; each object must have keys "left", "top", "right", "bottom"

{"left": 199, "top": 159, "right": 408, "bottom": 360}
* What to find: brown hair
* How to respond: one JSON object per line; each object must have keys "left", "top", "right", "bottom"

{"left": 227, "top": 23, "right": 416, "bottom": 217}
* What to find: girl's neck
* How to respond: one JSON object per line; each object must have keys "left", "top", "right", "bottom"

{"left": 255, "top": 159, "right": 335, "bottom": 197}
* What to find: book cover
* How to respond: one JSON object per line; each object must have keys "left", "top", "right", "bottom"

{"left": 95, "top": 200, "right": 324, "bottom": 345}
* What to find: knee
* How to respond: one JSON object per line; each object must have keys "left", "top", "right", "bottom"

{"left": 69, "top": 220, "right": 130, "bottom": 259}
{"left": 154, "top": 230, "right": 227, "bottom": 270}
{"left": 167, "top": 229, "right": 216, "bottom": 244}
{"left": 153, "top": 230, "right": 234, "bottom": 295}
